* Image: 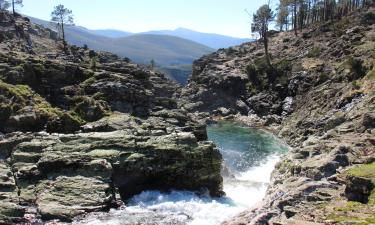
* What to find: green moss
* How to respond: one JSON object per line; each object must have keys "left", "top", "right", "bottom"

{"left": 327, "top": 214, "right": 375, "bottom": 225}
{"left": 0, "top": 82, "right": 34, "bottom": 102}
{"left": 347, "top": 162, "right": 375, "bottom": 182}
{"left": 66, "top": 111, "right": 86, "bottom": 125}
{"left": 352, "top": 81, "right": 361, "bottom": 89}
{"left": 334, "top": 201, "right": 364, "bottom": 212}
{"left": 81, "top": 76, "right": 97, "bottom": 86}
{"left": 307, "top": 47, "right": 322, "bottom": 58}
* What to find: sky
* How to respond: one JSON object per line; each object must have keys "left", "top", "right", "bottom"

{"left": 20, "top": 0, "right": 272, "bottom": 38}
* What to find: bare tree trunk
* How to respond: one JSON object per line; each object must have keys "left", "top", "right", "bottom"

{"left": 294, "top": 0, "right": 298, "bottom": 36}
{"left": 263, "top": 28, "right": 271, "bottom": 67}
{"left": 61, "top": 21, "right": 67, "bottom": 50}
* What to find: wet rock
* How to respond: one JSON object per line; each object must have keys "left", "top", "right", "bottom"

{"left": 1, "top": 128, "right": 223, "bottom": 221}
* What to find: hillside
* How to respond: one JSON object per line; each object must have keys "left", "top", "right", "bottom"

{"left": 111, "top": 34, "right": 214, "bottom": 65}
{"left": 28, "top": 16, "right": 214, "bottom": 66}
{"left": 180, "top": 3, "right": 375, "bottom": 225}
{"left": 0, "top": 11, "right": 223, "bottom": 224}
{"left": 142, "top": 27, "right": 252, "bottom": 49}
{"left": 89, "top": 29, "right": 133, "bottom": 38}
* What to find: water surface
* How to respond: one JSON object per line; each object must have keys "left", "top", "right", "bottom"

{"left": 74, "top": 122, "right": 289, "bottom": 225}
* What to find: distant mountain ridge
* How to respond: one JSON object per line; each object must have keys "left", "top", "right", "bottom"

{"left": 87, "top": 27, "right": 252, "bottom": 49}
{"left": 27, "top": 16, "right": 252, "bottom": 84}
{"left": 88, "top": 29, "right": 133, "bottom": 38}
{"left": 28, "top": 16, "right": 214, "bottom": 66}
{"left": 141, "top": 28, "right": 252, "bottom": 49}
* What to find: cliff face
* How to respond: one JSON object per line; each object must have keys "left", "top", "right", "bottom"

{"left": 0, "top": 11, "right": 223, "bottom": 223}
{"left": 182, "top": 4, "right": 375, "bottom": 225}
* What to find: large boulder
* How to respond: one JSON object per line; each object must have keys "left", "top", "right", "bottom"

{"left": 0, "top": 125, "right": 223, "bottom": 222}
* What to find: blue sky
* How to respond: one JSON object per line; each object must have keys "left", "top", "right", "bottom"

{"left": 21, "top": 0, "right": 271, "bottom": 38}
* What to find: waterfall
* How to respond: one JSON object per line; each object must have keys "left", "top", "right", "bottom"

{"left": 74, "top": 122, "right": 289, "bottom": 225}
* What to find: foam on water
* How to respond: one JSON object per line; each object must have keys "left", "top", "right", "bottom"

{"left": 74, "top": 122, "right": 288, "bottom": 225}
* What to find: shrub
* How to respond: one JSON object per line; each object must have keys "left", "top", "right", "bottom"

{"left": 307, "top": 47, "right": 321, "bottom": 58}
{"left": 331, "top": 17, "right": 350, "bottom": 37}
{"left": 275, "top": 59, "right": 292, "bottom": 72}
{"left": 351, "top": 80, "right": 361, "bottom": 90}
{"left": 343, "top": 57, "right": 366, "bottom": 81}
{"left": 245, "top": 63, "right": 258, "bottom": 83}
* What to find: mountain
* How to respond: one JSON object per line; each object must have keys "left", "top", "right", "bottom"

{"left": 88, "top": 29, "right": 133, "bottom": 38}
{"left": 110, "top": 34, "right": 214, "bottom": 65}
{"left": 27, "top": 16, "right": 214, "bottom": 66}
{"left": 91, "top": 27, "right": 253, "bottom": 49}
{"left": 143, "top": 27, "right": 252, "bottom": 49}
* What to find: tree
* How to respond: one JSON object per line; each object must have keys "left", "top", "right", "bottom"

{"left": 51, "top": 4, "right": 74, "bottom": 49}
{"left": 277, "top": 4, "right": 289, "bottom": 31}
{"left": 252, "top": 4, "right": 274, "bottom": 66}
{"left": 150, "top": 59, "right": 155, "bottom": 70}
{"left": 11, "top": 0, "right": 22, "bottom": 15}
{"left": 0, "top": 0, "right": 10, "bottom": 10}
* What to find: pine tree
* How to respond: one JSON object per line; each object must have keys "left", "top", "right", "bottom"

{"left": 277, "top": 4, "right": 289, "bottom": 31}
{"left": 252, "top": 4, "right": 275, "bottom": 66}
{"left": 51, "top": 4, "right": 74, "bottom": 49}
{"left": 11, "top": 0, "right": 22, "bottom": 15}
{"left": 0, "top": 0, "right": 10, "bottom": 10}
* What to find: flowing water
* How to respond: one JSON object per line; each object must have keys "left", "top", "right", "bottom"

{"left": 75, "top": 122, "right": 289, "bottom": 225}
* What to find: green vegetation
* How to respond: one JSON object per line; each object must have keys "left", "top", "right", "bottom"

{"left": 51, "top": 4, "right": 74, "bottom": 49}
{"left": 347, "top": 162, "right": 375, "bottom": 183}
{"left": 307, "top": 47, "right": 322, "bottom": 58}
{"left": 327, "top": 214, "right": 375, "bottom": 225}
{"left": 72, "top": 96, "right": 109, "bottom": 122}
{"left": 251, "top": 4, "right": 274, "bottom": 66}
{"left": 327, "top": 163, "right": 375, "bottom": 225}
{"left": 331, "top": 17, "right": 351, "bottom": 37}
{"left": 245, "top": 57, "right": 291, "bottom": 93}
{"left": 0, "top": 81, "right": 86, "bottom": 132}
{"left": 352, "top": 81, "right": 361, "bottom": 90}
{"left": 277, "top": 0, "right": 365, "bottom": 36}
{"left": 343, "top": 57, "right": 366, "bottom": 81}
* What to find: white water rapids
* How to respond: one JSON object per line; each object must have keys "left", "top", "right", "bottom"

{"left": 75, "top": 122, "right": 288, "bottom": 225}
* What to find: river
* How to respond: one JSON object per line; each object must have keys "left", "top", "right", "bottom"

{"left": 74, "top": 122, "right": 289, "bottom": 225}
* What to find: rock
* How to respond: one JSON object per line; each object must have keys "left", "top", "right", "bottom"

{"left": 36, "top": 176, "right": 114, "bottom": 222}
{"left": 247, "top": 93, "right": 281, "bottom": 116}
{"left": 345, "top": 175, "right": 374, "bottom": 203}
{"left": 344, "top": 163, "right": 375, "bottom": 204}
{"left": 216, "top": 107, "right": 232, "bottom": 116}
{"left": 235, "top": 100, "right": 250, "bottom": 115}
{"left": 282, "top": 97, "right": 294, "bottom": 116}
{"left": 0, "top": 126, "right": 223, "bottom": 221}
{"left": 362, "top": 112, "right": 375, "bottom": 129}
